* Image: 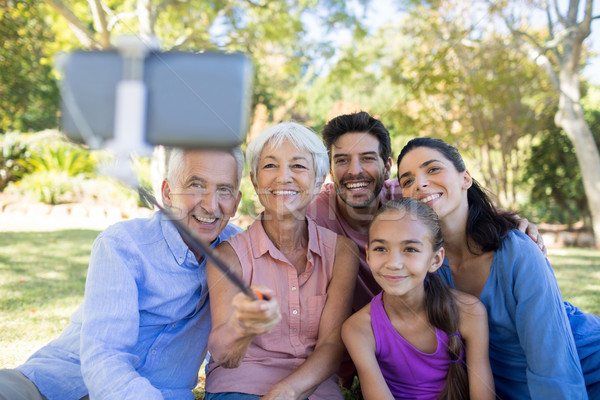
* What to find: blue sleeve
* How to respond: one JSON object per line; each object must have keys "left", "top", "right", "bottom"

{"left": 507, "top": 232, "right": 587, "bottom": 398}
{"left": 223, "top": 222, "right": 244, "bottom": 237}
{"left": 80, "top": 231, "right": 163, "bottom": 400}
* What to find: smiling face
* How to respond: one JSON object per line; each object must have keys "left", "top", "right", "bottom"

{"left": 366, "top": 210, "right": 444, "bottom": 298}
{"left": 330, "top": 132, "right": 392, "bottom": 210}
{"left": 161, "top": 150, "right": 241, "bottom": 244}
{"left": 252, "top": 139, "right": 318, "bottom": 218}
{"left": 397, "top": 147, "right": 472, "bottom": 220}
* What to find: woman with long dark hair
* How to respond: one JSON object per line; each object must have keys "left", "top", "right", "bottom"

{"left": 397, "top": 137, "right": 600, "bottom": 399}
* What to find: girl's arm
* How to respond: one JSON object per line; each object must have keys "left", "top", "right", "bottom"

{"left": 455, "top": 291, "right": 495, "bottom": 400}
{"left": 341, "top": 307, "right": 394, "bottom": 400}
{"left": 261, "top": 235, "right": 359, "bottom": 400}
{"left": 207, "top": 242, "right": 281, "bottom": 368}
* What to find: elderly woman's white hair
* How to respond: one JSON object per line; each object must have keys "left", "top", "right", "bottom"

{"left": 165, "top": 146, "right": 245, "bottom": 188}
{"left": 246, "top": 122, "right": 329, "bottom": 185}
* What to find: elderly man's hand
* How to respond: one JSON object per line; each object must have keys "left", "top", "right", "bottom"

{"left": 232, "top": 286, "right": 281, "bottom": 336}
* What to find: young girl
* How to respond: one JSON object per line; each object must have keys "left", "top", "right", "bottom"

{"left": 341, "top": 197, "right": 495, "bottom": 400}
{"left": 397, "top": 137, "right": 599, "bottom": 399}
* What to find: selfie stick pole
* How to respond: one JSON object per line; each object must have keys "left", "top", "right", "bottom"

{"left": 105, "top": 35, "right": 158, "bottom": 186}
{"left": 106, "top": 36, "right": 259, "bottom": 301}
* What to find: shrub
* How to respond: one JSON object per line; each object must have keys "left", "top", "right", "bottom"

{"left": 0, "top": 132, "right": 31, "bottom": 191}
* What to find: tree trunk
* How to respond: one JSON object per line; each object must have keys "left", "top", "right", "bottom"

{"left": 555, "top": 80, "right": 600, "bottom": 248}
{"left": 137, "top": 0, "right": 155, "bottom": 38}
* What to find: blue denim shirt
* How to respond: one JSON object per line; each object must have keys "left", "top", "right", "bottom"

{"left": 439, "top": 230, "right": 587, "bottom": 399}
{"left": 18, "top": 211, "right": 242, "bottom": 400}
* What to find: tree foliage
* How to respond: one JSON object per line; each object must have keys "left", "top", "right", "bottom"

{"left": 40, "top": 0, "right": 366, "bottom": 137}
{"left": 306, "top": 3, "right": 558, "bottom": 209}
{"left": 0, "top": 0, "right": 60, "bottom": 132}
{"left": 523, "top": 85, "right": 600, "bottom": 224}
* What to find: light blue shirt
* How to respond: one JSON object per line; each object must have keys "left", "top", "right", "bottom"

{"left": 18, "top": 211, "right": 242, "bottom": 400}
{"left": 439, "top": 230, "right": 587, "bottom": 399}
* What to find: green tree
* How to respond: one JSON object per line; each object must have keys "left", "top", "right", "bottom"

{"left": 0, "top": 0, "right": 59, "bottom": 132}
{"left": 492, "top": 0, "right": 600, "bottom": 248}
{"left": 40, "top": 0, "right": 365, "bottom": 133}
{"left": 306, "top": 6, "right": 558, "bottom": 210}
{"left": 523, "top": 85, "right": 600, "bottom": 225}
{"left": 393, "top": 6, "right": 558, "bottom": 208}
{"left": 399, "top": 0, "right": 600, "bottom": 245}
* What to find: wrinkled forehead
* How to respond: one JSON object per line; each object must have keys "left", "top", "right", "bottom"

{"left": 181, "top": 149, "right": 238, "bottom": 184}
{"left": 261, "top": 137, "right": 312, "bottom": 158}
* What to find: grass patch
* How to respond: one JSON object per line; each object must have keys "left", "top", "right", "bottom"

{"left": 0, "top": 230, "right": 98, "bottom": 367}
{"left": 1, "top": 230, "right": 599, "bottom": 399}
{"left": 547, "top": 248, "right": 600, "bottom": 315}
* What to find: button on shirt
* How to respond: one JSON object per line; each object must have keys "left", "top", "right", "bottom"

{"left": 18, "top": 211, "right": 242, "bottom": 400}
{"left": 205, "top": 216, "right": 342, "bottom": 399}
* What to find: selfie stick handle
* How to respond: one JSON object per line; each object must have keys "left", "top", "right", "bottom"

{"left": 106, "top": 35, "right": 159, "bottom": 186}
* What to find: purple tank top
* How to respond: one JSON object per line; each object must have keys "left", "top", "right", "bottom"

{"left": 370, "top": 292, "right": 463, "bottom": 400}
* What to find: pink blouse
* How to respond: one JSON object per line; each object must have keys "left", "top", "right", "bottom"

{"left": 205, "top": 216, "right": 343, "bottom": 399}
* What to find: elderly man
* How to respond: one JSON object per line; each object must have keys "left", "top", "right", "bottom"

{"left": 0, "top": 147, "right": 244, "bottom": 400}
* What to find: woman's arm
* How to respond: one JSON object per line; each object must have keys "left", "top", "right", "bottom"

{"left": 455, "top": 291, "right": 495, "bottom": 400}
{"left": 261, "top": 235, "right": 359, "bottom": 400}
{"left": 509, "top": 234, "right": 586, "bottom": 398}
{"left": 207, "top": 242, "right": 281, "bottom": 369}
{"left": 342, "top": 307, "right": 394, "bottom": 400}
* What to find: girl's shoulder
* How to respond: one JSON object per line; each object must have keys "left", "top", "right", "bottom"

{"left": 452, "top": 289, "right": 488, "bottom": 339}
{"left": 346, "top": 301, "right": 372, "bottom": 325}
{"left": 342, "top": 302, "right": 373, "bottom": 337}
{"left": 452, "top": 289, "right": 487, "bottom": 318}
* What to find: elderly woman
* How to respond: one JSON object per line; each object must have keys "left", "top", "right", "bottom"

{"left": 204, "top": 122, "right": 359, "bottom": 400}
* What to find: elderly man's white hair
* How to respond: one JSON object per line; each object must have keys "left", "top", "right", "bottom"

{"left": 165, "top": 146, "right": 244, "bottom": 188}
{"left": 246, "top": 122, "right": 329, "bottom": 185}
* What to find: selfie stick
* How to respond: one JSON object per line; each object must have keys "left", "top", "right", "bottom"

{"left": 104, "top": 35, "right": 158, "bottom": 186}
{"left": 106, "top": 36, "right": 259, "bottom": 301}
{"left": 137, "top": 186, "right": 259, "bottom": 301}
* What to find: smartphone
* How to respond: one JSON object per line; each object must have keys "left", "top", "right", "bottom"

{"left": 59, "top": 50, "right": 253, "bottom": 148}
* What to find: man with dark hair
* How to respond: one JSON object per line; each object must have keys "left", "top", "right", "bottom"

{"left": 308, "top": 111, "right": 544, "bottom": 388}
{"left": 308, "top": 111, "right": 544, "bottom": 311}
{"left": 307, "top": 111, "right": 399, "bottom": 311}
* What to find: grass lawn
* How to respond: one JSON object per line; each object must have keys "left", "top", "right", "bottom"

{"left": 1, "top": 229, "right": 599, "bottom": 397}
